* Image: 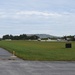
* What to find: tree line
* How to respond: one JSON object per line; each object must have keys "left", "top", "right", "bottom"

{"left": 2, "top": 34, "right": 39, "bottom": 40}
{"left": 1, "top": 34, "right": 75, "bottom": 41}
{"left": 62, "top": 35, "right": 75, "bottom": 41}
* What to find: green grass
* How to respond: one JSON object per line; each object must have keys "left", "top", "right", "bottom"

{"left": 0, "top": 40, "right": 75, "bottom": 61}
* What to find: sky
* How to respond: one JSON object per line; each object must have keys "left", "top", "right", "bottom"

{"left": 0, "top": 0, "right": 75, "bottom": 37}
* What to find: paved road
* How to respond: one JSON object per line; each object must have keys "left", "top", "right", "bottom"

{"left": 0, "top": 48, "right": 75, "bottom": 75}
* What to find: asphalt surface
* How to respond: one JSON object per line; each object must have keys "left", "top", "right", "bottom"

{"left": 0, "top": 48, "right": 75, "bottom": 75}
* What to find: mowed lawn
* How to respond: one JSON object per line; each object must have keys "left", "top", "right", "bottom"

{"left": 0, "top": 40, "right": 75, "bottom": 61}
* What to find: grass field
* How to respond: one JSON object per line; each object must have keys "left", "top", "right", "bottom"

{"left": 0, "top": 40, "right": 75, "bottom": 61}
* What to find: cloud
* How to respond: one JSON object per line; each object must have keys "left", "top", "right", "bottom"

{"left": 0, "top": 11, "right": 62, "bottom": 19}
{"left": 0, "top": 12, "right": 7, "bottom": 18}
{"left": 0, "top": 10, "right": 75, "bottom": 26}
{"left": 16, "top": 11, "right": 62, "bottom": 17}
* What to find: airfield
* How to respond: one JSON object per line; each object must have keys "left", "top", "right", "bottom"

{"left": 0, "top": 48, "right": 75, "bottom": 75}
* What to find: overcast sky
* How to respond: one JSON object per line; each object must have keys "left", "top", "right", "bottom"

{"left": 0, "top": 0, "right": 75, "bottom": 37}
